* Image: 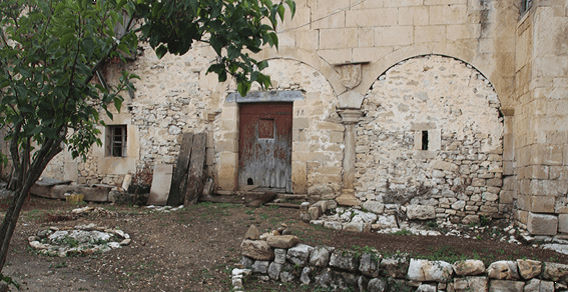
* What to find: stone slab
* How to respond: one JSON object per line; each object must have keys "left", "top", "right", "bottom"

{"left": 147, "top": 164, "right": 174, "bottom": 206}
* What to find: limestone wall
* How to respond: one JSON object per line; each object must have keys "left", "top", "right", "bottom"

{"left": 355, "top": 55, "right": 504, "bottom": 222}
{"left": 512, "top": 1, "right": 568, "bottom": 236}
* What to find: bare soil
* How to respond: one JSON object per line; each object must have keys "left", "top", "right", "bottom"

{"left": 2, "top": 196, "right": 568, "bottom": 292}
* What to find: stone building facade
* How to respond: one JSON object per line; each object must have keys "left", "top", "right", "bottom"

{"left": 41, "top": 0, "right": 568, "bottom": 235}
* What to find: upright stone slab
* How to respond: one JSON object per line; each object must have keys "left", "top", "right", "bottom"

{"left": 146, "top": 164, "right": 174, "bottom": 205}
{"left": 166, "top": 132, "right": 193, "bottom": 206}
{"left": 184, "top": 132, "right": 207, "bottom": 206}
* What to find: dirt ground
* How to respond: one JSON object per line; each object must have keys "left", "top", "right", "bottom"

{"left": 1, "top": 195, "right": 568, "bottom": 292}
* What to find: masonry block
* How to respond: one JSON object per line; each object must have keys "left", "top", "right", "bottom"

{"left": 559, "top": 214, "right": 568, "bottom": 233}
{"left": 527, "top": 213, "right": 558, "bottom": 236}
{"left": 529, "top": 195, "right": 556, "bottom": 213}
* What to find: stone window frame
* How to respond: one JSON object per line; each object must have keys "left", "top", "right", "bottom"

{"left": 412, "top": 123, "right": 441, "bottom": 152}
{"left": 106, "top": 125, "right": 127, "bottom": 157}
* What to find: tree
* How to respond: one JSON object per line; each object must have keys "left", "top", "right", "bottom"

{"left": 0, "top": 0, "right": 294, "bottom": 279}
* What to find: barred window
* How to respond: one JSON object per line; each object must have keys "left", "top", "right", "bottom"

{"left": 107, "top": 125, "right": 127, "bottom": 157}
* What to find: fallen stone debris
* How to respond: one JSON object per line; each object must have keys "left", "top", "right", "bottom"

{"left": 27, "top": 224, "right": 130, "bottom": 257}
{"left": 234, "top": 224, "right": 568, "bottom": 292}
{"left": 301, "top": 200, "right": 568, "bottom": 256}
{"left": 145, "top": 205, "right": 184, "bottom": 213}
{"left": 71, "top": 206, "right": 118, "bottom": 217}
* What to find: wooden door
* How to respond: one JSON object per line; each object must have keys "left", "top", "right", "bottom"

{"left": 239, "top": 103, "right": 292, "bottom": 192}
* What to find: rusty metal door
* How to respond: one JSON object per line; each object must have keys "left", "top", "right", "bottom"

{"left": 239, "top": 103, "right": 292, "bottom": 192}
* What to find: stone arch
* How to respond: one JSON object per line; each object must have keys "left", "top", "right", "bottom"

{"left": 217, "top": 58, "right": 346, "bottom": 195}
{"left": 355, "top": 55, "right": 504, "bottom": 224}
{"left": 357, "top": 43, "right": 503, "bottom": 102}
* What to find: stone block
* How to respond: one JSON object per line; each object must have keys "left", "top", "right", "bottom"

{"left": 430, "top": 4, "right": 467, "bottom": 25}
{"left": 362, "top": 201, "right": 385, "bottom": 214}
{"left": 447, "top": 24, "right": 482, "bottom": 40}
{"left": 453, "top": 277, "right": 488, "bottom": 292}
{"left": 529, "top": 195, "right": 555, "bottom": 213}
{"left": 527, "top": 213, "right": 558, "bottom": 236}
{"left": 542, "top": 262, "right": 568, "bottom": 282}
{"left": 408, "top": 259, "right": 453, "bottom": 282}
{"left": 517, "top": 259, "right": 542, "bottom": 280}
{"left": 500, "top": 191, "right": 514, "bottom": 204}
{"left": 346, "top": 8, "right": 398, "bottom": 27}
{"left": 399, "top": 6, "right": 429, "bottom": 26}
{"left": 524, "top": 279, "right": 554, "bottom": 292}
{"left": 407, "top": 205, "right": 436, "bottom": 220}
{"left": 329, "top": 249, "right": 360, "bottom": 272}
{"left": 414, "top": 26, "right": 446, "bottom": 43}
{"left": 375, "top": 26, "right": 413, "bottom": 46}
{"left": 384, "top": 0, "right": 423, "bottom": 6}
{"left": 559, "top": 214, "right": 568, "bottom": 233}
{"left": 266, "top": 235, "right": 300, "bottom": 249}
{"left": 359, "top": 252, "right": 382, "bottom": 278}
{"left": 287, "top": 244, "right": 314, "bottom": 266}
{"left": 488, "top": 280, "right": 525, "bottom": 292}
{"left": 319, "top": 28, "right": 358, "bottom": 49}
{"left": 309, "top": 246, "right": 335, "bottom": 267}
{"left": 453, "top": 260, "right": 486, "bottom": 276}
{"left": 381, "top": 253, "right": 409, "bottom": 278}
{"left": 487, "top": 261, "right": 520, "bottom": 280}
{"left": 241, "top": 240, "right": 274, "bottom": 261}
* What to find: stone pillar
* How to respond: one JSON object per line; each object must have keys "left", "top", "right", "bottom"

{"left": 335, "top": 108, "right": 362, "bottom": 206}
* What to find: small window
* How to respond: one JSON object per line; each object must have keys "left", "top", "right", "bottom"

{"left": 421, "top": 131, "right": 429, "bottom": 150}
{"left": 520, "top": 0, "right": 533, "bottom": 15}
{"left": 107, "top": 125, "right": 127, "bottom": 157}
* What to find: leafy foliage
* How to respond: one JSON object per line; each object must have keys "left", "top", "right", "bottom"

{"left": 135, "top": 0, "right": 296, "bottom": 96}
{"left": 0, "top": 0, "right": 294, "bottom": 274}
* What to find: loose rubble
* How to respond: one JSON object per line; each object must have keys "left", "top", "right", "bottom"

{"left": 27, "top": 224, "right": 130, "bottom": 257}
{"left": 301, "top": 200, "right": 568, "bottom": 256}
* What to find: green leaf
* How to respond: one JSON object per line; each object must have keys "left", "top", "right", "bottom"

{"left": 114, "top": 97, "right": 122, "bottom": 113}
{"left": 237, "top": 81, "right": 251, "bottom": 97}
{"left": 60, "top": 32, "right": 76, "bottom": 47}
{"left": 227, "top": 45, "right": 240, "bottom": 60}
{"left": 277, "top": 4, "right": 285, "bottom": 21}
{"left": 286, "top": 0, "right": 296, "bottom": 18}
{"left": 81, "top": 37, "right": 95, "bottom": 58}
{"left": 117, "top": 0, "right": 128, "bottom": 9}
{"left": 155, "top": 45, "right": 168, "bottom": 59}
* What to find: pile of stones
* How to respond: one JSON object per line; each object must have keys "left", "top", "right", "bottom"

{"left": 234, "top": 224, "right": 568, "bottom": 291}
{"left": 28, "top": 223, "right": 130, "bottom": 257}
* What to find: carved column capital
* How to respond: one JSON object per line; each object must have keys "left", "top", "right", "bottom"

{"left": 338, "top": 109, "right": 363, "bottom": 124}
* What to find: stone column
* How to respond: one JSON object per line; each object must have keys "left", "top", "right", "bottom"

{"left": 335, "top": 109, "right": 362, "bottom": 206}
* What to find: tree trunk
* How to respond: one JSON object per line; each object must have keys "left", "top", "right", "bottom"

{"left": 0, "top": 135, "right": 63, "bottom": 273}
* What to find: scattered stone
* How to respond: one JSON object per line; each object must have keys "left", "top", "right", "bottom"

{"left": 367, "top": 278, "right": 387, "bottom": 292}
{"left": 542, "top": 262, "right": 568, "bottom": 282}
{"left": 487, "top": 261, "right": 520, "bottom": 280}
{"left": 267, "top": 262, "right": 282, "bottom": 280}
{"left": 245, "top": 225, "right": 260, "bottom": 240}
{"left": 453, "top": 259, "right": 485, "bottom": 276}
{"left": 240, "top": 240, "right": 274, "bottom": 261}
{"left": 252, "top": 260, "right": 270, "bottom": 274}
{"left": 266, "top": 235, "right": 299, "bottom": 249}
{"left": 286, "top": 244, "right": 313, "bottom": 266}
{"left": 408, "top": 259, "right": 453, "bottom": 282}
{"left": 516, "top": 259, "right": 541, "bottom": 280}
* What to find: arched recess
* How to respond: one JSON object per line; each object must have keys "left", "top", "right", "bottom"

{"left": 354, "top": 55, "right": 504, "bottom": 223}
{"left": 256, "top": 43, "right": 508, "bottom": 110}
{"left": 216, "top": 58, "right": 346, "bottom": 195}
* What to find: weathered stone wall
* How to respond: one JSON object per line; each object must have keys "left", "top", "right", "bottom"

{"left": 355, "top": 55, "right": 504, "bottom": 223}
{"left": 513, "top": 1, "right": 568, "bottom": 236}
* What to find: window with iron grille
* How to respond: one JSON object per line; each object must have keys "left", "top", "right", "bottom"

{"left": 107, "top": 125, "right": 127, "bottom": 157}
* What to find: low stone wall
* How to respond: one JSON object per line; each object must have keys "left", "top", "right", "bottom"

{"left": 235, "top": 233, "right": 568, "bottom": 292}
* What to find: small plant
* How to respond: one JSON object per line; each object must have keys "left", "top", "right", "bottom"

{"left": 391, "top": 229, "right": 413, "bottom": 236}
{"left": 245, "top": 210, "right": 254, "bottom": 215}
{"left": 1, "top": 272, "right": 20, "bottom": 290}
